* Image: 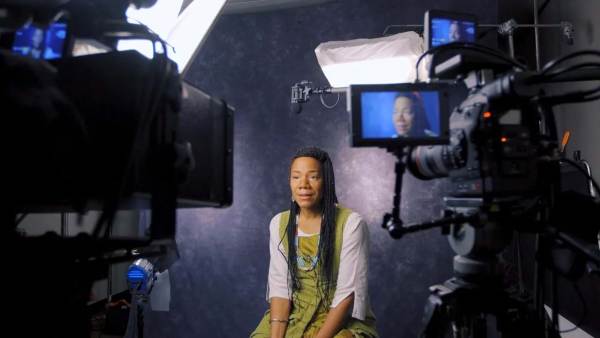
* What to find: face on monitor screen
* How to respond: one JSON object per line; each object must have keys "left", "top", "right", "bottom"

{"left": 431, "top": 17, "right": 476, "bottom": 47}
{"left": 350, "top": 84, "right": 449, "bottom": 147}
{"left": 12, "top": 23, "right": 68, "bottom": 60}
{"left": 361, "top": 91, "right": 440, "bottom": 139}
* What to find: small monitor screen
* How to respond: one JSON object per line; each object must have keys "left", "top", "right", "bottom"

{"left": 349, "top": 83, "right": 450, "bottom": 148}
{"left": 431, "top": 18, "right": 476, "bottom": 47}
{"left": 361, "top": 91, "right": 441, "bottom": 139}
{"left": 424, "top": 10, "right": 477, "bottom": 50}
{"left": 12, "top": 23, "right": 67, "bottom": 60}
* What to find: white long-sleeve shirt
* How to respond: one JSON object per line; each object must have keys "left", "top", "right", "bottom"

{"left": 266, "top": 211, "right": 371, "bottom": 320}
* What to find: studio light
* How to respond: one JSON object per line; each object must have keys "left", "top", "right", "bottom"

{"left": 127, "top": 258, "right": 155, "bottom": 295}
{"left": 117, "top": 0, "right": 183, "bottom": 60}
{"left": 166, "top": 0, "right": 227, "bottom": 75}
{"left": 315, "top": 31, "right": 424, "bottom": 88}
{"left": 118, "top": 0, "right": 227, "bottom": 75}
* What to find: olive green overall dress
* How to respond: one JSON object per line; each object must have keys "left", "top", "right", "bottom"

{"left": 251, "top": 206, "right": 378, "bottom": 338}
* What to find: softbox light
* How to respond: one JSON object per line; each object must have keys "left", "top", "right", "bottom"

{"left": 118, "top": 0, "right": 227, "bottom": 75}
{"left": 315, "top": 31, "right": 424, "bottom": 88}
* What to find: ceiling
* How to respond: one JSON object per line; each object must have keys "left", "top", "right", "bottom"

{"left": 222, "top": 0, "right": 336, "bottom": 14}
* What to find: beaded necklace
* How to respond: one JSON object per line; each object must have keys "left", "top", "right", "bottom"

{"left": 295, "top": 215, "right": 321, "bottom": 271}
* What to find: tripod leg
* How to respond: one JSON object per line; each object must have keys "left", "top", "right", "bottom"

{"left": 421, "top": 283, "right": 457, "bottom": 338}
{"left": 421, "top": 293, "right": 445, "bottom": 338}
{"left": 472, "top": 315, "right": 487, "bottom": 338}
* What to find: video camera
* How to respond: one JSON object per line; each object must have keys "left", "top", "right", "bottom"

{"left": 1, "top": 0, "right": 233, "bottom": 222}
{"left": 347, "top": 11, "right": 600, "bottom": 337}
{"left": 1, "top": 0, "right": 233, "bottom": 336}
{"left": 349, "top": 43, "right": 600, "bottom": 243}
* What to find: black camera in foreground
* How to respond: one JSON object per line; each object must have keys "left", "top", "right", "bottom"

{"left": 1, "top": 1, "right": 233, "bottom": 336}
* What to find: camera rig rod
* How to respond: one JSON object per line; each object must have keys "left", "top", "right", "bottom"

{"left": 381, "top": 149, "right": 408, "bottom": 236}
{"left": 382, "top": 148, "right": 477, "bottom": 239}
{"left": 388, "top": 213, "right": 478, "bottom": 240}
{"left": 551, "top": 229, "right": 600, "bottom": 266}
{"left": 538, "top": 69, "right": 600, "bottom": 83}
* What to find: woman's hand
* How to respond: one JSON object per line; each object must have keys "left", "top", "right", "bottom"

{"left": 315, "top": 293, "right": 354, "bottom": 338}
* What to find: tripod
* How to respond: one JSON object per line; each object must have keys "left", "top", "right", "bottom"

{"left": 420, "top": 254, "right": 551, "bottom": 338}
{"left": 414, "top": 196, "right": 600, "bottom": 337}
{"left": 381, "top": 152, "right": 563, "bottom": 338}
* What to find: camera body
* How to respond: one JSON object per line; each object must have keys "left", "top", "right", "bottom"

{"left": 1, "top": 0, "right": 234, "bottom": 219}
{"left": 346, "top": 51, "right": 567, "bottom": 261}
{"left": 410, "top": 69, "right": 545, "bottom": 201}
{"left": 1, "top": 3, "right": 233, "bottom": 335}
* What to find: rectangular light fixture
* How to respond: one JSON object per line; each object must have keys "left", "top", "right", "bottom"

{"left": 167, "top": 0, "right": 227, "bottom": 75}
{"left": 315, "top": 31, "right": 424, "bottom": 88}
{"left": 117, "top": 0, "right": 184, "bottom": 60}
{"left": 117, "top": 0, "right": 226, "bottom": 76}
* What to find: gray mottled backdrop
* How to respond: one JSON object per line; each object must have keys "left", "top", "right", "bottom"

{"left": 147, "top": 0, "right": 497, "bottom": 337}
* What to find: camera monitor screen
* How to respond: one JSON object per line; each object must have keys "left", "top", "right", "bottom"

{"left": 424, "top": 10, "right": 477, "bottom": 50}
{"left": 12, "top": 22, "right": 68, "bottom": 60}
{"left": 349, "top": 83, "right": 450, "bottom": 147}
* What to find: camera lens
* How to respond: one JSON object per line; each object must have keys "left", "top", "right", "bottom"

{"left": 408, "top": 130, "right": 468, "bottom": 179}
{"left": 408, "top": 145, "right": 451, "bottom": 179}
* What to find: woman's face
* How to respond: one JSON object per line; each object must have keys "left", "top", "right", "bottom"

{"left": 32, "top": 29, "right": 44, "bottom": 48}
{"left": 449, "top": 22, "right": 461, "bottom": 41}
{"left": 392, "top": 97, "right": 415, "bottom": 136}
{"left": 290, "top": 156, "right": 323, "bottom": 212}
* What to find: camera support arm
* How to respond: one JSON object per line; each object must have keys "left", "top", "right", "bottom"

{"left": 388, "top": 212, "right": 479, "bottom": 240}
{"left": 381, "top": 148, "right": 407, "bottom": 236}
{"left": 550, "top": 228, "right": 600, "bottom": 266}
{"left": 382, "top": 148, "right": 480, "bottom": 239}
